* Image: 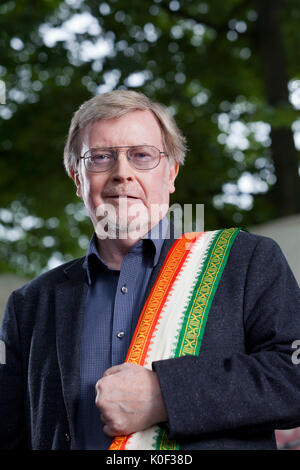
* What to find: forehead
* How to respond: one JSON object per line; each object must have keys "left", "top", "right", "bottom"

{"left": 81, "top": 110, "right": 163, "bottom": 149}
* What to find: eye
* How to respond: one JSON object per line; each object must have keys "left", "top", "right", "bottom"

{"left": 132, "top": 150, "right": 152, "bottom": 160}
{"left": 91, "top": 152, "right": 112, "bottom": 162}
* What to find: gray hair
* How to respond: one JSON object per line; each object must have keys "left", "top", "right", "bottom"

{"left": 63, "top": 90, "right": 186, "bottom": 177}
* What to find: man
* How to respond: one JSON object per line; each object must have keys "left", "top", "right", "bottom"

{"left": 0, "top": 90, "right": 300, "bottom": 450}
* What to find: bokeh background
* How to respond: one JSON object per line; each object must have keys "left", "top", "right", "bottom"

{"left": 0, "top": 0, "right": 299, "bottom": 449}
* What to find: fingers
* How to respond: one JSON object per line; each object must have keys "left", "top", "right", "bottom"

{"left": 103, "top": 361, "right": 141, "bottom": 377}
{"left": 100, "top": 412, "right": 122, "bottom": 436}
{"left": 102, "top": 366, "right": 121, "bottom": 377}
{"left": 103, "top": 423, "right": 122, "bottom": 437}
{"left": 94, "top": 374, "right": 124, "bottom": 436}
{"left": 103, "top": 362, "right": 130, "bottom": 376}
{"left": 94, "top": 362, "right": 156, "bottom": 437}
{"left": 103, "top": 424, "right": 114, "bottom": 437}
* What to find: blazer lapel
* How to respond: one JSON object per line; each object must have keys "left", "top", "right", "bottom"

{"left": 55, "top": 258, "right": 88, "bottom": 442}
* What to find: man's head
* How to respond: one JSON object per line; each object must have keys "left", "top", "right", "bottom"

{"left": 63, "top": 90, "right": 187, "bottom": 238}
{"left": 64, "top": 90, "right": 186, "bottom": 177}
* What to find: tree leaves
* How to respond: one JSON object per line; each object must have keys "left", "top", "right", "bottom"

{"left": 0, "top": 0, "right": 299, "bottom": 276}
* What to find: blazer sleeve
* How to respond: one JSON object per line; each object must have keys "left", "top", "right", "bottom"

{"left": 153, "top": 236, "right": 300, "bottom": 439}
{"left": 0, "top": 292, "right": 27, "bottom": 449}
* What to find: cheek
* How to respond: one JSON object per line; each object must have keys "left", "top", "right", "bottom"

{"left": 81, "top": 178, "right": 101, "bottom": 210}
{"left": 146, "top": 173, "right": 171, "bottom": 204}
{"left": 81, "top": 179, "right": 91, "bottom": 203}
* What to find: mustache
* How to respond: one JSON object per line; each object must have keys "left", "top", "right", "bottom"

{"left": 102, "top": 187, "right": 142, "bottom": 198}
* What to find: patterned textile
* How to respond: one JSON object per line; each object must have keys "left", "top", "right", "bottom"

{"left": 109, "top": 228, "right": 241, "bottom": 450}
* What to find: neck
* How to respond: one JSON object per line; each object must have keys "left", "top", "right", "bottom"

{"left": 94, "top": 216, "right": 168, "bottom": 270}
{"left": 96, "top": 231, "right": 146, "bottom": 271}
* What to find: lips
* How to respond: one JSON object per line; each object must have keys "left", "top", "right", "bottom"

{"left": 104, "top": 194, "right": 140, "bottom": 199}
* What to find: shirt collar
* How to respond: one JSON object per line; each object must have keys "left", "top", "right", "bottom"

{"left": 84, "top": 216, "right": 169, "bottom": 284}
{"left": 143, "top": 215, "right": 169, "bottom": 266}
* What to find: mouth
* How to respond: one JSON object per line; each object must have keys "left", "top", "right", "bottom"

{"left": 105, "top": 195, "right": 140, "bottom": 200}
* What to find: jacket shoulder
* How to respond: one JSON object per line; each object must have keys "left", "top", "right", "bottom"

{"left": 233, "top": 228, "right": 285, "bottom": 257}
{"left": 218, "top": 228, "right": 295, "bottom": 285}
{"left": 12, "top": 256, "right": 86, "bottom": 298}
{"left": 204, "top": 228, "right": 288, "bottom": 271}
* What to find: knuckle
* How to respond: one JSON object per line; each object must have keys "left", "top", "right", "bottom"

{"left": 111, "top": 417, "right": 126, "bottom": 435}
{"left": 95, "top": 395, "right": 101, "bottom": 408}
{"left": 95, "top": 378, "right": 104, "bottom": 392}
{"left": 103, "top": 413, "right": 124, "bottom": 436}
{"left": 103, "top": 424, "right": 114, "bottom": 437}
{"left": 95, "top": 393, "right": 105, "bottom": 410}
{"left": 95, "top": 377, "right": 109, "bottom": 398}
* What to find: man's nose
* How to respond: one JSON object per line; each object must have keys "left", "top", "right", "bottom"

{"left": 110, "top": 150, "right": 134, "bottom": 182}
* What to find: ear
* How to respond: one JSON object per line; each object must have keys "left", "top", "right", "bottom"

{"left": 70, "top": 168, "right": 82, "bottom": 198}
{"left": 168, "top": 161, "right": 179, "bottom": 194}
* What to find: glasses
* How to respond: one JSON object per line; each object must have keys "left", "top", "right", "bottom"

{"left": 80, "top": 145, "right": 168, "bottom": 173}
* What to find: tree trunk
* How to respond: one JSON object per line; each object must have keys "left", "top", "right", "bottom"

{"left": 254, "top": 0, "right": 300, "bottom": 215}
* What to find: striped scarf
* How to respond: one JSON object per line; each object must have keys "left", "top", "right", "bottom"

{"left": 109, "top": 228, "right": 241, "bottom": 450}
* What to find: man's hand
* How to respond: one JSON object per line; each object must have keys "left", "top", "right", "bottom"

{"left": 95, "top": 362, "right": 168, "bottom": 437}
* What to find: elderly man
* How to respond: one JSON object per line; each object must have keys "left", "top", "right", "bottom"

{"left": 0, "top": 90, "right": 300, "bottom": 450}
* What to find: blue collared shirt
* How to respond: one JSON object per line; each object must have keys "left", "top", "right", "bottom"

{"left": 75, "top": 219, "right": 168, "bottom": 449}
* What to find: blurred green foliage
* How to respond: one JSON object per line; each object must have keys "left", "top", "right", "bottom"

{"left": 0, "top": 0, "right": 299, "bottom": 277}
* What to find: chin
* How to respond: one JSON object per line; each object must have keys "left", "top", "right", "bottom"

{"left": 118, "top": 215, "right": 150, "bottom": 239}
{"left": 95, "top": 213, "right": 150, "bottom": 240}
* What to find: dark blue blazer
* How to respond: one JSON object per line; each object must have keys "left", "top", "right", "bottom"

{"left": 0, "top": 230, "right": 300, "bottom": 450}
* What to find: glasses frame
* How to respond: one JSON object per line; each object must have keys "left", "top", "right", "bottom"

{"left": 79, "top": 145, "right": 168, "bottom": 173}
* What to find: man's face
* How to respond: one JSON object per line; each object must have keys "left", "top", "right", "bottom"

{"left": 72, "top": 110, "right": 179, "bottom": 238}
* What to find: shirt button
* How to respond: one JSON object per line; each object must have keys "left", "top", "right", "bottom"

{"left": 117, "top": 331, "right": 125, "bottom": 339}
{"left": 121, "top": 286, "right": 128, "bottom": 294}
